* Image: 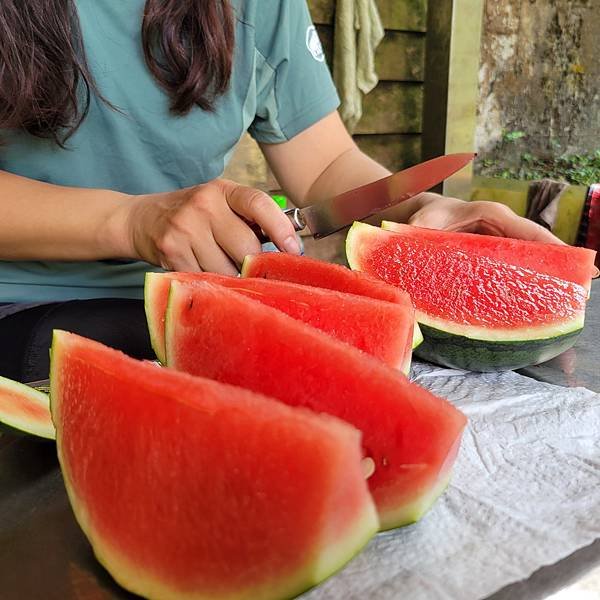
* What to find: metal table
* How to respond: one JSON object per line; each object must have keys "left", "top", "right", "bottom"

{"left": 1, "top": 282, "right": 598, "bottom": 600}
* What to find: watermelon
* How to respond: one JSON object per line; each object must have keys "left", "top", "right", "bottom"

{"left": 165, "top": 281, "right": 467, "bottom": 530}
{"left": 0, "top": 375, "right": 54, "bottom": 439}
{"left": 381, "top": 221, "right": 597, "bottom": 293}
{"left": 145, "top": 272, "right": 415, "bottom": 373}
{"left": 241, "top": 252, "right": 423, "bottom": 368}
{"left": 346, "top": 222, "right": 593, "bottom": 372}
{"left": 50, "top": 331, "right": 378, "bottom": 600}
{"left": 241, "top": 252, "right": 406, "bottom": 303}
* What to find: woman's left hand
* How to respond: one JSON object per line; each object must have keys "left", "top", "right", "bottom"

{"left": 408, "top": 193, "right": 565, "bottom": 244}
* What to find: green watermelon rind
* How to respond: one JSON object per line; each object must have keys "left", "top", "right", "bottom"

{"left": 144, "top": 272, "right": 168, "bottom": 365}
{"left": 378, "top": 472, "right": 452, "bottom": 531}
{"left": 50, "top": 330, "right": 380, "bottom": 600}
{"left": 0, "top": 375, "right": 55, "bottom": 440}
{"left": 415, "top": 323, "right": 582, "bottom": 372}
{"left": 412, "top": 323, "right": 424, "bottom": 350}
{"left": 414, "top": 309, "right": 585, "bottom": 343}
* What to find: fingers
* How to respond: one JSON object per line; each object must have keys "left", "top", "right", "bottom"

{"left": 211, "top": 209, "right": 262, "bottom": 269}
{"left": 222, "top": 181, "right": 301, "bottom": 255}
{"left": 495, "top": 213, "right": 567, "bottom": 244}
{"left": 469, "top": 202, "right": 566, "bottom": 244}
{"left": 190, "top": 238, "right": 239, "bottom": 276}
{"left": 407, "top": 200, "right": 462, "bottom": 231}
{"left": 154, "top": 229, "right": 202, "bottom": 272}
{"left": 151, "top": 196, "right": 238, "bottom": 274}
{"left": 409, "top": 199, "right": 566, "bottom": 245}
{"left": 407, "top": 207, "right": 452, "bottom": 230}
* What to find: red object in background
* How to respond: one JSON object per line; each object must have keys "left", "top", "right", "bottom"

{"left": 578, "top": 184, "right": 600, "bottom": 268}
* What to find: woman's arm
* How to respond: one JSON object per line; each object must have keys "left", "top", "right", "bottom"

{"left": 261, "top": 112, "right": 562, "bottom": 243}
{"left": 0, "top": 170, "right": 299, "bottom": 274}
{"left": 0, "top": 170, "right": 133, "bottom": 260}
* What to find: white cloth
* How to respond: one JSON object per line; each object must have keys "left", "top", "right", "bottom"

{"left": 333, "top": 0, "right": 385, "bottom": 132}
{"left": 304, "top": 363, "right": 600, "bottom": 600}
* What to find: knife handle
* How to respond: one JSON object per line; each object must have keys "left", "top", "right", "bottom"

{"left": 248, "top": 207, "right": 306, "bottom": 244}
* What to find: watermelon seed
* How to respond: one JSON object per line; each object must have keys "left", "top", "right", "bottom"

{"left": 362, "top": 457, "right": 375, "bottom": 479}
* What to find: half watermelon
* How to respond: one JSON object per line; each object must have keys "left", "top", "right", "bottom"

{"left": 347, "top": 222, "right": 592, "bottom": 372}
{"left": 145, "top": 272, "right": 415, "bottom": 373}
{"left": 165, "top": 281, "right": 467, "bottom": 530}
{"left": 0, "top": 375, "right": 54, "bottom": 439}
{"left": 50, "top": 331, "right": 378, "bottom": 600}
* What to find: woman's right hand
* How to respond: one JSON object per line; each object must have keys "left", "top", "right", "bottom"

{"left": 122, "top": 179, "right": 301, "bottom": 275}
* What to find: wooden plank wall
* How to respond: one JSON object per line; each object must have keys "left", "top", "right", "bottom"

{"left": 309, "top": 0, "right": 427, "bottom": 171}
{"left": 224, "top": 0, "right": 429, "bottom": 193}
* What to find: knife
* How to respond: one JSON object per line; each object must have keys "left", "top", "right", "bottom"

{"left": 262, "top": 153, "right": 475, "bottom": 240}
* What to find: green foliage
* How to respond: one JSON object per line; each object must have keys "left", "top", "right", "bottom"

{"left": 480, "top": 150, "right": 600, "bottom": 186}
{"left": 502, "top": 130, "right": 526, "bottom": 142}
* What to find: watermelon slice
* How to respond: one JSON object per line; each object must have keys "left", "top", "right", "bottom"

{"left": 0, "top": 375, "right": 54, "bottom": 439}
{"left": 241, "top": 252, "right": 406, "bottom": 303}
{"left": 145, "top": 272, "right": 415, "bottom": 373}
{"left": 165, "top": 281, "right": 467, "bottom": 530}
{"left": 381, "top": 221, "right": 597, "bottom": 293}
{"left": 346, "top": 222, "right": 592, "bottom": 372}
{"left": 241, "top": 252, "right": 422, "bottom": 369}
{"left": 50, "top": 331, "right": 378, "bottom": 600}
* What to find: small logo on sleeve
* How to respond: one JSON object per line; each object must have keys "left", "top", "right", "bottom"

{"left": 306, "top": 25, "right": 325, "bottom": 62}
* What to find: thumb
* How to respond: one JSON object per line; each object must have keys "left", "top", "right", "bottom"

{"left": 407, "top": 205, "right": 454, "bottom": 230}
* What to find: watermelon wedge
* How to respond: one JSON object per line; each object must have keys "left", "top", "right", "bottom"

{"left": 0, "top": 375, "right": 54, "bottom": 439}
{"left": 241, "top": 252, "right": 406, "bottom": 303}
{"left": 50, "top": 331, "right": 378, "bottom": 600}
{"left": 381, "top": 221, "right": 597, "bottom": 293}
{"left": 347, "top": 222, "right": 592, "bottom": 372}
{"left": 145, "top": 272, "right": 415, "bottom": 373}
{"left": 241, "top": 252, "right": 422, "bottom": 370}
{"left": 165, "top": 282, "right": 467, "bottom": 530}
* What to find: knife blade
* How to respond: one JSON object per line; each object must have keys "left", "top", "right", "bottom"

{"left": 270, "top": 152, "right": 474, "bottom": 240}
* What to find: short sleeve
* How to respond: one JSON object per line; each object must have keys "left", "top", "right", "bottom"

{"left": 248, "top": 0, "right": 340, "bottom": 143}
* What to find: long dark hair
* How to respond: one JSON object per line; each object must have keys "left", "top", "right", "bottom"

{"left": 0, "top": 0, "right": 235, "bottom": 146}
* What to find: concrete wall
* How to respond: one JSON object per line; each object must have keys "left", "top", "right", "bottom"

{"left": 477, "top": 0, "right": 600, "bottom": 163}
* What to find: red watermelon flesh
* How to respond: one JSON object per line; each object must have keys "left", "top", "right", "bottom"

{"left": 348, "top": 223, "right": 588, "bottom": 340}
{"left": 381, "top": 221, "right": 597, "bottom": 293}
{"left": 50, "top": 331, "right": 378, "bottom": 600}
{"left": 165, "top": 281, "right": 467, "bottom": 530}
{"left": 0, "top": 375, "right": 54, "bottom": 439}
{"left": 145, "top": 272, "right": 415, "bottom": 372}
{"left": 241, "top": 252, "right": 407, "bottom": 303}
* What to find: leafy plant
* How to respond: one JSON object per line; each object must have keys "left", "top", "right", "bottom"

{"left": 479, "top": 150, "right": 600, "bottom": 186}
{"left": 502, "top": 130, "right": 527, "bottom": 142}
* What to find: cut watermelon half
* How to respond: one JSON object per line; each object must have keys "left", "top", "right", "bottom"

{"left": 50, "top": 331, "right": 378, "bottom": 600}
{"left": 165, "top": 281, "right": 467, "bottom": 530}
{"left": 145, "top": 272, "right": 415, "bottom": 373}
{"left": 0, "top": 375, "right": 54, "bottom": 439}
{"left": 381, "top": 221, "right": 597, "bottom": 293}
{"left": 347, "top": 222, "right": 591, "bottom": 372}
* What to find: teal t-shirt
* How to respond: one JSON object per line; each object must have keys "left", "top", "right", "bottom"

{"left": 0, "top": 0, "right": 339, "bottom": 303}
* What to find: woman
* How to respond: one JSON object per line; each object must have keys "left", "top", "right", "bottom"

{"left": 0, "top": 0, "right": 558, "bottom": 381}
